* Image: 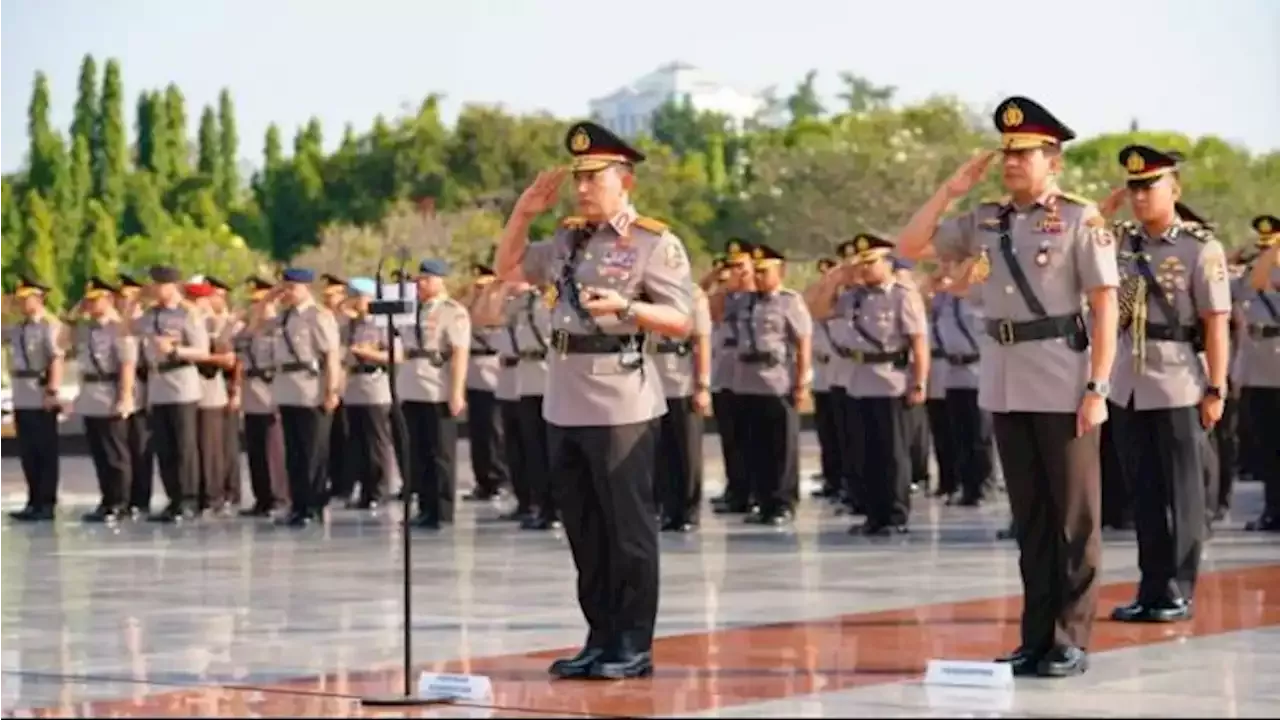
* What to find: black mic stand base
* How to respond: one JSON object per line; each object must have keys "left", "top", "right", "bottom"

{"left": 359, "top": 695, "right": 454, "bottom": 707}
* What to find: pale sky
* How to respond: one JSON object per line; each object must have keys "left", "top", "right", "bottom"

{"left": 3, "top": 0, "right": 1279, "bottom": 174}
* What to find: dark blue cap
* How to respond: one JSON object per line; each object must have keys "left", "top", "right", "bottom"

{"left": 281, "top": 267, "right": 315, "bottom": 283}
{"left": 418, "top": 259, "right": 450, "bottom": 277}
{"left": 892, "top": 257, "right": 915, "bottom": 271}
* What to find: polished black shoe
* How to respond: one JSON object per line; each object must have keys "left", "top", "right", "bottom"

{"left": 1110, "top": 600, "right": 1151, "bottom": 623}
{"left": 521, "top": 515, "right": 562, "bottom": 531}
{"left": 411, "top": 514, "right": 441, "bottom": 530}
{"left": 1114, "top": 598, "right": 1192, "bottom": 623}
{"left": 743, "top": 507, "right": 768, "bottom": 524}
{"left": 766, "top": 508, "right": 795, "bottom": 526}
{"left": 1244, "top": 513, "right": 1280, "bottom": 532}
{"left": 1036, "top": 645, "right": 1088, "bottom": 678}
{"left": 498, "top": 508, "right": 532, "bottom": 522}
{"left": 661, "top": 518, "right": 697, "bottom": 533}
{"left": 996, "top": 524, "right": 1018, "bottom": 540}
{"left": 548, "top": 646, "right": 607, "bottom": 679}
{"left": 714, "top": 501, "right": 752, "bottom": 515}
{"left": 589, "top": 651, "right": 654, "bottom": 680}
{"left": 995, "top": 647, "right": 1043, "bottom": 677}
{"left": 83, "top": 506, "right": 123, "bottom": 523}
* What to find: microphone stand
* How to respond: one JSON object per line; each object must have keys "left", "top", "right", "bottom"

{"left": 361, "top": 250, "right": 437, "bottom": 707}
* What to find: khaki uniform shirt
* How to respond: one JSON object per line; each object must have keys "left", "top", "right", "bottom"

{"left": 272, "top": 303, "right": 340, "bottom": 408}
{"left": 838, "top": 280, "right": 926, "bottom": 398}
{"left": 342, "top": 313, "right": 393, "bottom": 406}
{"left": 234, "top": 321, "right": 278, "bottom": 415}
{"left": 1111, "top": 221, "right": 1231, "bottom": 409}
{"left": 654, "top": 289, "right": 711, "bottom": 399}
{"left": 1237, "top": 265, "right": 1280, "bottom": 388}
{"left": 134, "top": 303, "right": 208, "bottom": 406}
{"left": 198, "top": 314, "right": 235, "bottom": 410}
{"left": 73, "top": 317, "right": 137, "bottom": 417}
{"left": 710, "top": 292, "right": 750, "bottom": 393}
{"left": 522, "top": 210, "right": 694, "bottom": 427}
{"left": 512, "top": 287, "right": 552, "bottom": 398}
{"left": 395, "top": 296, "right": 470, "bottom": 404}
{"left": 466, "top": 326, "right": 502, "bottom": 392}
{"left": 934, "top": 292, "right": 984, "bottom": 392}
{"left": 730, "top": 288, "right": 813, "bottom": 397}
{"left": 494, "top": 294, "right": 521, "bottom": 402}
{"left": 6, "top": 315, "right": 64, "bottom": 410}
{"left": 932, "top": 191, "right": 1120, "bottom": 413}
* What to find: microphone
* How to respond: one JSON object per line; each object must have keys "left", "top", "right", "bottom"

{"left": 375, "top": 254, "right": 388, "bottom": 300}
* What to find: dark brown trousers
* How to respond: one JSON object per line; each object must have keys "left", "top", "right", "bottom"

{"left": 993, "top": 411, "right": 1102, "bottom": 653}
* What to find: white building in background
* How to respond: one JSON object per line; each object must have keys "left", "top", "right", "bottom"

{"left": 587, "top": 62, "right": 769, "bottom": 138}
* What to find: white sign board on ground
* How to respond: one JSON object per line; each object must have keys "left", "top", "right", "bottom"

{"left": 416, "top": 671, "right": 493, "bottom": 704}
{"left": 923, "top": 659, "right": 1014, "bottom": 689}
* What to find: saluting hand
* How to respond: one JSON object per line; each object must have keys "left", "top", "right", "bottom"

{"left": 1097, "top": 186, "right": 1127, "bottom": 220}
{"left": 942, "top": 151, "right": 996, "bottom": 200}
{"left": 513, "top": 168, "right": 568, "bottom": 219}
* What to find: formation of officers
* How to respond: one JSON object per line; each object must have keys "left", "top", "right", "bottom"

{"left": 3, "top": 105, "right": 1278, "bottom": 679}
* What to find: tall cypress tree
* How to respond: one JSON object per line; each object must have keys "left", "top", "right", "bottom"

{"left": 26, "top": 71, "right": 58, "bottom": 196}
{"left": 18, "top": 192, "right": 61, "bottom": 309}
{"left": 217, "top": 88, "right": 239, "bottom": 207}
{"left": 197, "top": 105, "right": 220, "bottom": 178}
{"left": 77, "top": 199, "right": 118, "bottom": 290}
{"left": 65, "top": 136, "right": 96, "bottom": 292}
{"left": 94, "top": 59, "right": 128, "bottom": 222}
{"left": 2, "top": 180, "right": 22, "bottom": 292}
{"left": 71, "top": 55, "right": 99, "bottom": 146}
{"left": 163, "top": 84, "right": 189, "bottom": 180}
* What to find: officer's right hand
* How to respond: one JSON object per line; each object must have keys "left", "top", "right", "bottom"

{"left": 942, "top": 151, "right": 996, "bottom": 200}
{"left": 513, "top": 168, "right": 568, "bottom": 219}
{"left": 1097, "top": 187, "right": 1127, "bottom": 219}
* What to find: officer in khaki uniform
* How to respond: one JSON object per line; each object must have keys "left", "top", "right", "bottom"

{"left": 136, "top": 265, "right": 210, "bottom": 524}
{"left": 895, "top": 259, "right": 932, "bottom": 494}
{"left": 1240, "top": 214, "right": 1280, "bottom": 531}
{"left": 74, "top": 277, "right": 139, "bottom": 523}
{"left": 462, "top": 264, "right": 509, "bottom": 502}
{"left": 273, "top": 267, "right": 342, "bottom": 527}
{"left": 187, "top": 278, "right": 238, "bottom": 515}
{"left": 807, "top": 257, "right": 843, "bottom": 500}
{"left": 1105, "top": 146, "right": 1230, "bottom": 623}
{"left": 396, "top": 259, "right": 470, "bottom": 530}
{"left": 510, "top": 281, "right": 558, "bottom": 529}
{"left": 825, "top": 240, "right": 866, "bottom": 511}
{"left": 924, "top": 269, "right": 960, "bottom": 500}
{"left": 898, "top": 97, "right": 1119, "bottom": 677}
{"left": 207, "top": 276, "right": 243, "bottom": 513}
{"left": 653, "top": 285, "right": 712, "bottom": 532}
{"left": 5, "top": 276, "right": 65, "bottom": 521}
{"left": 497, "top": 121, "right": 694, "bottom": 680}
{"left": 936, "top": 268, "right": 994, "bottom": 505}
{"left": 709, "top": 240, "right": 756, "bottom": 515}
{"left": 731, "top": 244, "right": 812, "bottom": 526}
{"left": 117, "top": 273, "right": 154, "bottom": 516}
{"left": 489, "top": 286, "right": 530, "bottom": 519}
{"left": 320, "top": 273, "right": 351, "bottom": 505}
{"left": 341, "top": 277, "right": 397, "bottom": 509}
{"left": 233, "top": 276, "right": 287, "bottom": 516}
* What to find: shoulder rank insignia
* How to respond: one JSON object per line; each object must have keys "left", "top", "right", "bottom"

{"left": 560, "top": 215, "right": 587, "bottom": 229}
{"left": 634, "top": 216, "right": 669, "bottom": 234}
{"left": 1057, "top": 191, "right": 1095, "bottom": 206}
{"left": 1185, "top": 223, "right": 1213, "bottom": 243}
{"left": 979, "top": 196, "right": 1008, "bottom": 207}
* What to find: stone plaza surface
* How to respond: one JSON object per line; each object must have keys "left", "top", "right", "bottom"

{"left": 1, "top": 434, "right": 1278, "bottom": 718}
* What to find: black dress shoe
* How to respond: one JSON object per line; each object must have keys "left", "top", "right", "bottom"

{"left": 411, "top": 514, "right": 441, "bottom": 530}
{"left": 766, "top": 508, "right": 795, "bottom": 526}
{"left": 995, "top": 647, "right": 1043, "bottom": 677}
{"left": 521, "top": 515, "right": 562, "bottom": 531}
{"left": 548, "top": 647, "right": 607, "bottom": 679}
{"left": 662, "top": 518, "right": 697, "bottom": 533}
{"left": 1036, "top": 645, "right": 1088, "bottom": 678}
{"left": 714, "top": 501, "right": 751, "bottom": 515}
{"left": 996, "top": 524, "right": 1018, "bottom": 540}
{"left": 1114, "top": 598, "right": 1192, "bottom": 623}
{"left": 1245, "top": 513, "right": 1280, "bottom": 532}
{"left": 1110, "top": 600, "right": 1151, "bottom": 622}
{"left": 589, "top": 651, "right": 654, "bottom": 680}
{"left": 498, "top": 509, "right": 532, "bottom": 522}
{"left": 743, "top": 507, "right": 768, "bottom": 524}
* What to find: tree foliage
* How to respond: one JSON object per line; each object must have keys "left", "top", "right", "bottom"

{"left": 4, "top": 59, "right": 1277, "bottom": 311}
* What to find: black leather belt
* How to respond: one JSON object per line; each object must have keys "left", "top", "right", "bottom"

{"left": 654, "top": 339, "right": 691, "bottom": 356}
{"left": 406, "top": 348, "right": 452, "bottom": 362}
{"left": 1143, "top": 323, "right": 1200, "bottom": 344}
{"left": 849, "top": 349, "right": 909, "bottom": 365}
{"left": 549, "top": 330, "right": 643, "bottom": 354}
{"left": 500, "top": 357, "right": 519, "bottom": 368}
{"left": 985, "top": 314, "right": 1085, "bottom": 346}
{"left": 246, "top": 368, "right": 275, "bottom": 381}
{"left": 469, "top": 348, "right": 498, "bottom": 356}
{"left": 11, "top": 369, "right": 43, "bottom": 380}
{"left": 280, "top": 360, "right": 318, "bottom": 374}
{"left": 81, "top": 372, "right": 120, "bottom": 383}
{"left": 738, "top": 351, "right": 781, "bottom": 366}
{"left": 349, "top": 364, "right": 383, "bottom": 375}
{"left": 930, "top": 349, "right": 948, "bottom": 360}
{"left": 816, "top": 353, "right": 831, "bottom": 364}
{"left": 1249, "top": 325, "right": 1280, "bottom": 340}
{"left": 722, "top": 338, "right": 739, "bottom": 348}
{"left": 948, "top": 354, "right": 980, "bottom": 366}
{"left": 518, "top": 349, "right": 548, "bottom": 361}
{"left": 156, "top": 360, "right": 192, "bottom": 373}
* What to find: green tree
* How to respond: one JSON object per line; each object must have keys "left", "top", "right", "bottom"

{"left": 17, "top": 192, "right": 60, "bottom": 309}
{"left": 26, "top": 71, "right": 59, "bottom": 196}
{"left": 120, "top": 171, "right": 171, "bottom": 240}
{"left": 71, "top": 55, "right": 99, "bottom": 147}
{"left": 197, "top": 105, "right": 220, "bottom": 178}
{"left": 836, "top": 72, "right": 897, "bottom": 113}
{"left": 217, "top": 88, "right": 239, "bottom": 207}
{"left": 94, "top": 59, "right": 128, "bottom": 222}
{"left": 135, "top": 90, "right": 173, "bottom": 179}
{"left": 163, "top": 83, "right": 190, "bottom": 180}
{"left": 787, "top": 70, "right": 825, "bottom": 123}
{"left": 74, "top": 199, "right": 118, "bottom": 294}
{"left": 1, "top": 180, "right": 23, "bottom": 292}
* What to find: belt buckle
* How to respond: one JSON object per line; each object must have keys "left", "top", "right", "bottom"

{"left": 851, "top": 350, "right": 863, "bottom": 364}
{"left": 551, "top": 330, "right": 568, "bottom": 355}
{"left": 997, "top": 320, "right": 1015, "bottom": 346}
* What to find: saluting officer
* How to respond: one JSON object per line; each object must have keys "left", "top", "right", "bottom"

{"left": 75, "top": 278, "right": 139, "bottom": 523}
{"left": 137, "top": 265, "right": 210, "bottom": 524}
{"left": 117, "top": 273, "right": 154, "bottom": 516}
{"left": 1106, "top": 146, "right": 1230, "bottom": 623}
{"left": 1240, "top": 214, "right": 1280, "bottom": 532}
{"left": 652, "top": 284, "right": 712, "bottom": 532}
{"left": 897, "top": 97, "right": 1120, "bottom": 677}
{"left": 396, "top": 259, "right": 470, "bottom": 530}
{"left": 496, "top": 121, "right": 694, "bottom": 680}
{"left": 709, "top": 240, "right": 757, "bottom": 515}
{"left": 273, "top": 267, "right": 342, "bottom": 527}
{"left": 732, "top": 244, "right": 812, "bottom": 526}
{"left": 924, "top": 265, "right": 960, "bottom": 501}
{"left": 461, "top": 264, "right": 510, "bottom": 502}
{"left": 5, "top": 276, "right": 65, "bottom": 521}
{"left": 234, "top": 276, "right": 288, "bottom": 516}
{"left": 806, "top": 257, "right": 844, "bottom": 500}
{"left": 341, "top": 277, "right": 397, "bottom": 510}
{"left": 937, "top": 263, "right": 995, "bottom": 505}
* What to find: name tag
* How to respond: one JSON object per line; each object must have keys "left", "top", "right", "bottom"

{"left": 601, "top": 248, "right": 638, "bottom": 270}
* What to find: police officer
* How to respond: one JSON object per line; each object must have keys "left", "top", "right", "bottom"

{"left": 117, "top": 273, "right": 154, "bottom": 516}
{"left": 75, "top": 278, "right": 139, "bottom": 523}
{"left": 273, "top": 267, "right": 342, "bottom": 527}
{"left": 341, "top": 277, "right": 397, "bottom": 509}
{"left": 806, "top": 257, "right": 843, "bottom": 500}
{"left": 490, "top": 283, "right": 530, "bottom": 521}
{"left": 897, "top": 97, "right": 1120, "bottom": 677}
{"left": 924, "top": 266, "right": 960, "bottom": 501}
{"left": 234, "top": 276, "right": 287, "bottom": 516}
{"left": 896, "top": 259, "right": 932, "bottom": 494}
{"left": 5, "top": 276, "right": 65, "bottom": 521}
{"left": 1240, "top": 214, "right": 1280, "bottom": 532}
{"left": 515, "top": 279, "right": 560, "bottom": 529}
{"left": 397, "top": 259, "right": 470, "bottom": 530}
{"left": 496, "top": 121, "right": 694, "bottom": 680}
{"left": 732, "top": 244, "right": 812, "bottom": 526}
{"left": 653, "top": 282, "right": 712, "bottom": 532}
{"left": 824, "top": 240, "right": 865, "bottom": 511}
{"left": 188, "top": 278, "right": 237, "bottom": 515}
{"left": 1105, "top": 146, "right": 1230, "bottom": 622}
{"left": 137, "top": 265, "right": 210, "bottom": 523}
{"left": 462, "top": 264, "right": 509, "bottom": 501}
{"left": 937, "top": 264, "right": 995, "bottom": 505}
{"left": 208, "top": 276, "right": 243, "bottom": 514}
{"left": 319, "top": 273, "right": 351, "bottom": 505}
{"left": 709, "top": 240, "right": 756, "bottom": 515}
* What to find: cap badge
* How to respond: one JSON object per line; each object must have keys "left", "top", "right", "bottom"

{"left": 1126, "top": 151, "right": 1145, "bottom": 173}
{"left": 1001, "top": 102, "right": 1024, "bottom": 128}
{"left": 1260, "top": 218, "right": 1273, "bottom": 234}
{"left": 570, "top": 129, "right": 591, "bottom": 153}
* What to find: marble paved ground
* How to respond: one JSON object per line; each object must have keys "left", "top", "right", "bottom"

{"left": 1, "top": 434, "right": 1278, "bottom": 717}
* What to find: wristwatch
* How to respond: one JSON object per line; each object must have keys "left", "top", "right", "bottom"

{"left": 1085, "top": 380, "right": 1110, "bottom": 398}
{"left": 616, "top": 299, "right": 636, "bottom": 323}
{"left": 1205, "top": 385, "right": 1223, "bottom": 399}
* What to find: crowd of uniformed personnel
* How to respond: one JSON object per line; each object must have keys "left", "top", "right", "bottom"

{"left": 3, "top": 103, "right": 1278, "bottom": 680}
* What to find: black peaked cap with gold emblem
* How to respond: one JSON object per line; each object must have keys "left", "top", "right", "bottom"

{"left": 1254, "top": 214, "right": 1279, "bottom": 248}
{"left": 751, "top": 244, "right": 786, "bottom": 267}
{"left": 565, "top": 121, "right": 646, "bottom": 172}
{"left": 993, "top": 96, "right": 1076, "bottom": 150}
{"left": 724, "top": 239, "right": 754, "bottom": 263}
{"left": 851, "top": 232, "right": 895, "bottom": 264}
{"left": 1119, "top": 144, "right": 1182, "bottom": 183}
{"left": 14, "top": 275, "right": 50, "bottom": 297}
{"left": 83, "top": 276, "right": 118, "bottom": 300}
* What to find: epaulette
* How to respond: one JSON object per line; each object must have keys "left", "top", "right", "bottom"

{"left": 560, "top": 215, "right": 587, "bottom": 229}
{"left": 778, "top": 287, "right": 798, "bottom": 297}
{"left": 978, "top": 196, "right": 1008, "bottom": 206}
{"left": 1057, "top": 191, "right": 1095, "bottom": 206}
{"left": 1182, "top": 222, "right": 1213, "bottom": 243}
{"left": 633, "top": 216, "right": 669, "bottom": 234}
